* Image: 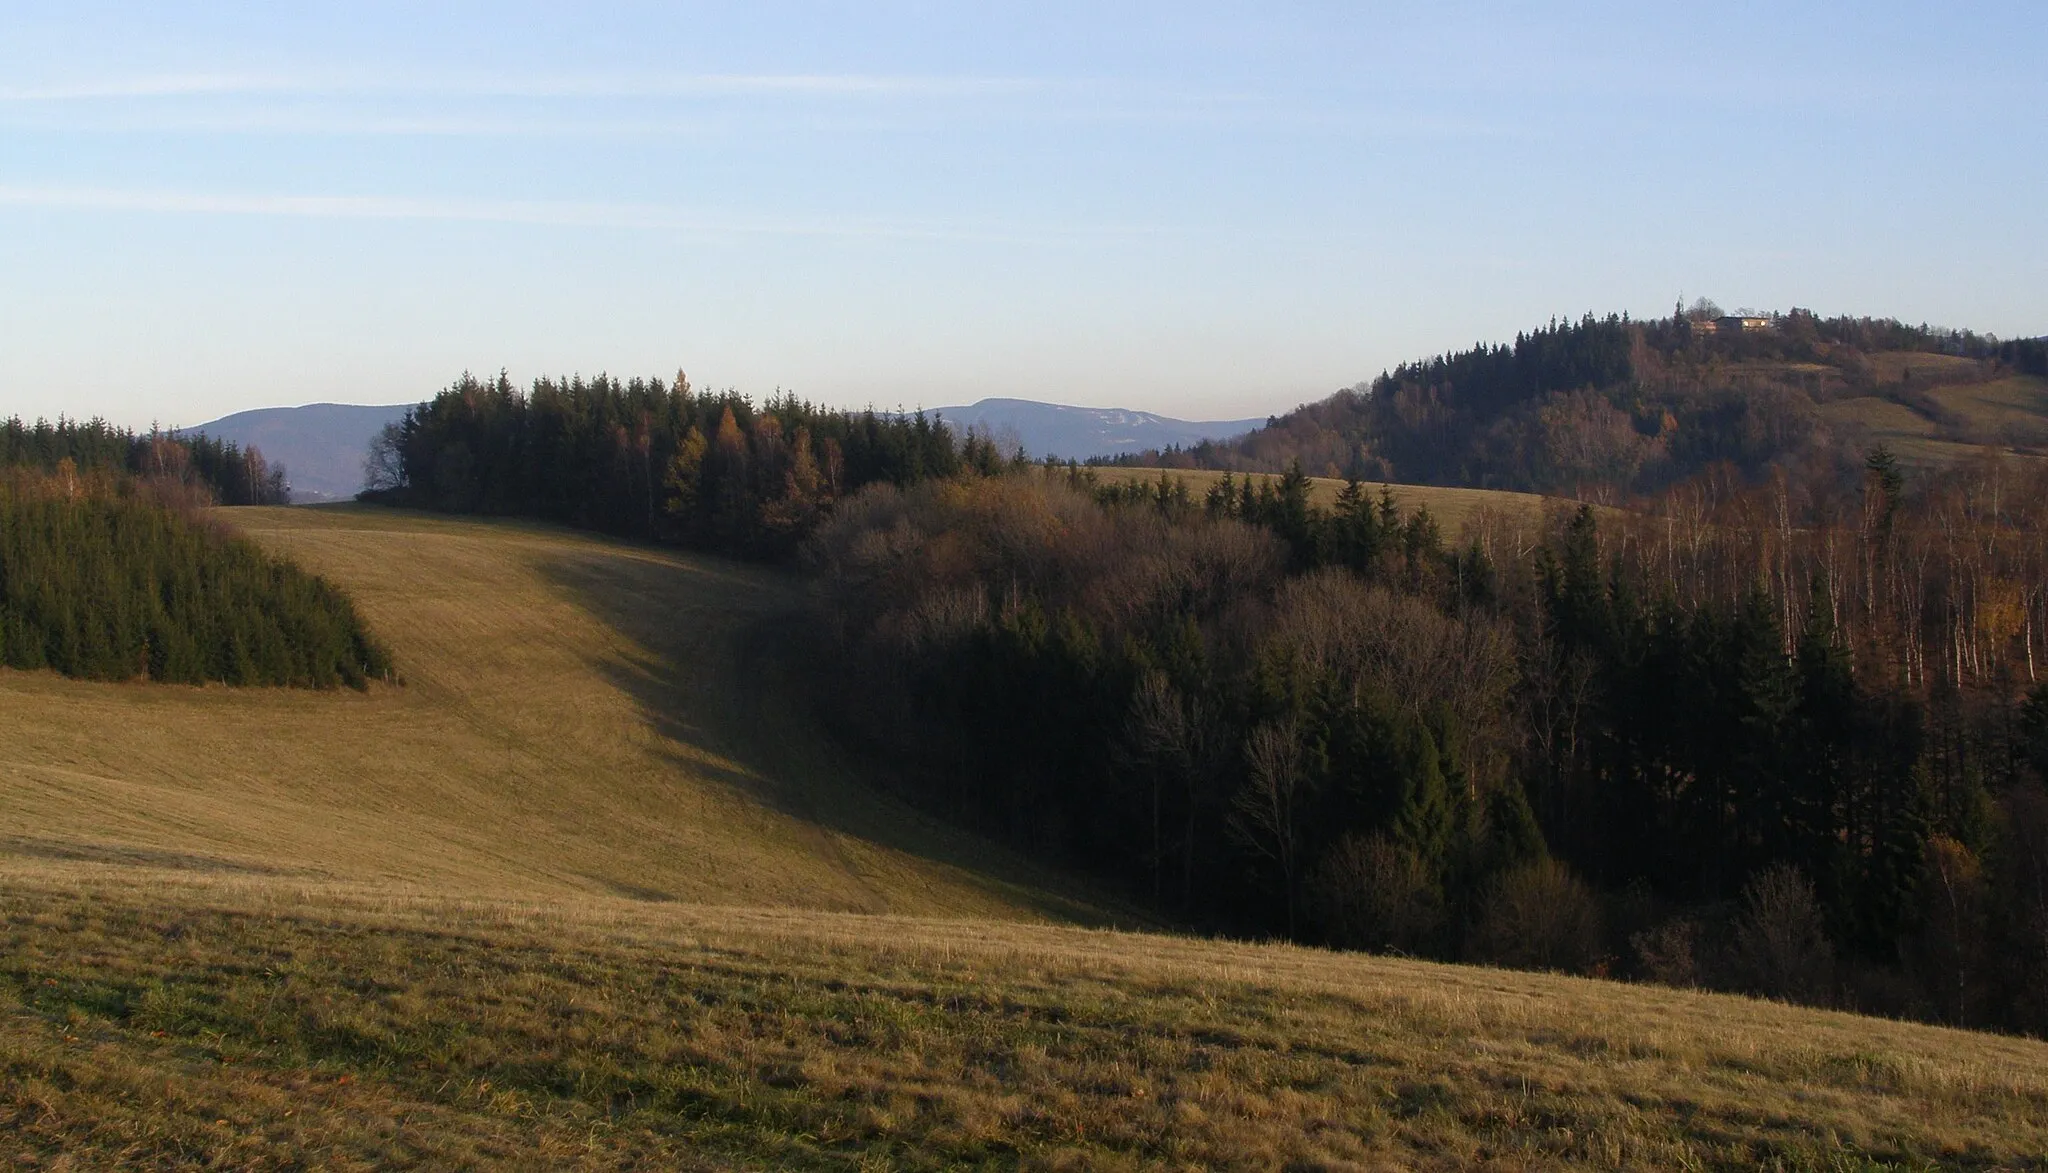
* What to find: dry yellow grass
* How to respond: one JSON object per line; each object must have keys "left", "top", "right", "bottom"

{"left": 5, "top": 864, "right": 2048, "bottom": 1169}
{"left": 0, "top": 505, "right": 1092, "bottom": 920}
{"left": 1819, "top": 392, "right": 2047, "bottom": 467}
{"left": 1818, "top": 398, "right": 1942, "bottom": 440}
{"left": 1860, "top": 351, "right": 1984, "bottom": 384}
{"left": 1929, "top": 376, "right": 2048, "bottom": 437}
{"left": 1083, "top": 467, "right": 1573, "bottom": 534}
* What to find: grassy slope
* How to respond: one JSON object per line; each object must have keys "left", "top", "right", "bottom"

{"left": 1818, "top": 353, "right": 2048, "bottom": 465}
{"left": 1081, "top": 467, "right": 1570, "bottom": 534}
{"left": 5, "top": 870, "right": 2047, "bottom": 1170}
{"left": 7, "top": 504, "right": 2048, "bottom": 1169}
{"left": 0, "top": 505, "right": 1091, "bottom": 921}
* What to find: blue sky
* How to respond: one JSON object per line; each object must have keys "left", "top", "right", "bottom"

{"left": 2, "top": 2, "right": 2043, "bottom": 429}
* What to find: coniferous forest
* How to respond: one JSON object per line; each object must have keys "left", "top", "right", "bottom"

{"left": 0, "top": 424, "right": 389, "bottom": 689}
{"left": 2, "top": 416, "right": 292, "bottom": 507}
{"left": 362, "top": 370, "right": 1010, "bottom": 556}
{"left": 379, "top": 319, "right": 2048, "bottom": 1036}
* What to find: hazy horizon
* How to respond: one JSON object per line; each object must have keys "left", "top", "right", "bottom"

{"left": 5, "top": 2, "right": 2044, "bottom": 430}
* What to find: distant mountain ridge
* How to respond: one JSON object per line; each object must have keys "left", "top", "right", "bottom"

{"left": 181, "top": 403, "right": 411, "bottom": 501}
{"left": 929, "top": 398, "right": 1265, "bottom": 461}
{"left": 182, "top": 397, "right": 1270, "bottom": 500}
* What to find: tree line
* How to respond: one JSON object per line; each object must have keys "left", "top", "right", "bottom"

{"left": 0, "top": 466, "right": 391, "bottom": 688}
{"left": 3, "top": 416, "right": 291, "bottom": 506}
{"left": 364, "top": 371, "right": 1016, "bottom": 556}
{"left": 806, "top": 452, "right": 2048, "bottom": 1035}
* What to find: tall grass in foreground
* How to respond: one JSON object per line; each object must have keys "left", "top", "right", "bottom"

{"left": 4, "top": 869, "right": 2046, "bottom": 1171}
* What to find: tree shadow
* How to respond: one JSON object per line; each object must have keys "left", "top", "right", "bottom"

{"left": 534, "top": 547, "right": 1129, "bottom": 926}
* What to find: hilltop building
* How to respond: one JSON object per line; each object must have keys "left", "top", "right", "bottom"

{"left": 1716, "top": 315, "right": 1773, "bottom": 333}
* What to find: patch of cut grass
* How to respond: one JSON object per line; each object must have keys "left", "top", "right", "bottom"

{"left": 3, "top": 870, "right": 2045, "bottom": 1170}
{"left": 0, "top": 506, "right": 1098, "bottom": 923}
{"left": 1859, "top": 351, "right": 1984, "bottom": 384}
{"left": 1927, "top": 376, "right": 2048, "bottom": 443}
{"left": 1819, "top": 398, "right": 1941, "bottom": 439}
{"left": 1081, "top": 467, "right": 1578, "bottom": 534}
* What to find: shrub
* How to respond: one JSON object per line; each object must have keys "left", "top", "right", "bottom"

{"left": 1631, "top": 918, "right": 1702, "bottom": 988}
{"left": 1467, "top": 859, "right": 1604, "bottom": 974}
{"left": 1730, "top": 864, "right": 1834, "bottom": 1005}
{"left": 1310, "top": 833, "right": 1443, "bottom": 955}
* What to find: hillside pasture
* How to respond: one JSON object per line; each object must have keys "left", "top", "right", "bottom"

{"left": 1929, "top": 375, "right": 2048, "bottom": 445}
{"left": 1857, "top": 350, "right": 1985, "bottom": 385}
{"left": 1081, "top": 467, "right": 1575, "bottom": 534}
{"left": 5, "top": 865, "right": 2048, "bottom": 1170}
{"left": 0, "top": 506, "right": 1092, "bottom": 922}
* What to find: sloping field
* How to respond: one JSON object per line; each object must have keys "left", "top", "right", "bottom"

{"left": 1818, "top": 397, "right": 1941, "bottom": 440}
{"left": 1859, "top": 350, "right": 1985, "bottom": 384}
{"left": 8, "top": 505, "right": 2048, "bottom": 1169}
{"left": 5, "top": 866, "right": 2047, "bottom": 1169}
{"left": 1820, "top": 390, "right": 2048, "bottom": 466}
{"left": 1930, "top": 375, "right": 2048, "bottom": 444}
{"left": 1087, "top": 467, "right": 1572, "bottom": 533}
{"left": 0, "top": 506, "right": 1090, "bottom": 920}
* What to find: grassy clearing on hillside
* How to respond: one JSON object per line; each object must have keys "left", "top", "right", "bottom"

{"left": 4, "top": 867, "right": 2046, "bottom": 1170}
{"left": 0, "top": 505, "right": 1093, "bottom": 921}
{"left": 1818, "top": 398, "right": 1942, "bottom": 439}
{"left": 1859, "top": 352, "right": 1985, "bottom": 384}
{"left": 1930, "top": 376, "right": 2048, "bottom": 443}
{"left": 1079, "top": 468, "right": 1571, "bottom": 534}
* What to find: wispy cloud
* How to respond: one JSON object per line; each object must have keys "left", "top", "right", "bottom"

{"left": 0, "top": 183, "right": 1165, "bottom": 243}
{"left": 0, "top": 72, "right": 1055, "bottom": 103}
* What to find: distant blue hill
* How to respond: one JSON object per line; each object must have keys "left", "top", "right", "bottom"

{"left": 179, "top": 396, "right": 1266, "bottom": 501}
{"left": 929, "top": 398, "right": 1266, "bottom": 462}
{"left": 181, "top": 403, "right": 413, "bottom": 502}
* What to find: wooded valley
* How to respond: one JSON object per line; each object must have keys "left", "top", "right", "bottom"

{"left": 371, "top": 317, "right": 2048, "bottom": 1036}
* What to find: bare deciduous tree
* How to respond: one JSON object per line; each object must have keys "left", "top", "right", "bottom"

{"left": 362, "top": 421, "right": 406, "bottom": 494}
{"left": 1234, "top": 718, "right": 1310, "bottom": 936}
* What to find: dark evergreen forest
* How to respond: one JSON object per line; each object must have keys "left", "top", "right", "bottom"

{"left": 811, "top": 456, "right": 2048, "bottom": 1035}
{"left": 364, "top": 370, "right": 1011, "bottom": 556}
{"left": 0, "top": 468, "right": 390, "bottom": 688}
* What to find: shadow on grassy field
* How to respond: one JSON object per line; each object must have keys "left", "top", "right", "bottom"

{"left": 535, "top": 547, "right": 1126, "bottom": 928}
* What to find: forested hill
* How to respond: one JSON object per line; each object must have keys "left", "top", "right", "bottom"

{"left": 1122, "top": 309, "right": 2048, "bottom": 499}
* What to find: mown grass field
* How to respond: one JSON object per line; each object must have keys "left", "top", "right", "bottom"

{"left": 1818, "top": 357, "right": 2048, "bottom": 463}
{"left": 0, "top": 506, "right": 1091, "bottom": 920}
{"left": 7, "top": 505, "right": 2048, "bottom": 1169}
{"left": 7, "top": 866, "right": 2048, "bottom": 1170}
{"left": 1930, "top": 376, "right": 2048, "bottom": 443}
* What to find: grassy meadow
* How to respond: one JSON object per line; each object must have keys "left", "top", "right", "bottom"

{"left": 0, "top": 505, "right": 1091, "bottom": 920}
{"left": 1818, "top": 361, "right": 2048, "bottom": 464}
{"left": 7, "top": 505, "right": 2048, "bottom": 1169}
{"left": 1075, "top": 467, "right": 1572, "bottom": 534}
{"left": 8, "top": 865, "right": 2048, "bottom": 1170}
